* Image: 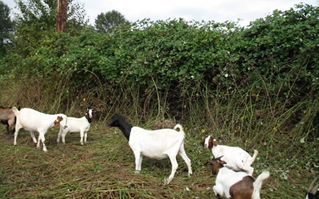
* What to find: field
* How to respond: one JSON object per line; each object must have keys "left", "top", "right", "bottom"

{"left": 0, "top": 121, "right": 316, "bottom": 199}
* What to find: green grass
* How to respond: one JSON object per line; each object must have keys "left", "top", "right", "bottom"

{"left": 0, "top": 122, "right": 317, "bottom": 199}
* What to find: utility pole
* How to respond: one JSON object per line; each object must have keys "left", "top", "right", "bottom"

{"left": 56, "top": 0, "right": 67, "bottom": 32}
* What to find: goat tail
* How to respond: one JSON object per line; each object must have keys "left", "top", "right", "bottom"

{"left": 251, "top": 171, "right": 270, "bottom": 199}
{"left": 173, "top": 124, "right": 184, "bottom": 133}
{"left": 12, "top": 107, "right": 20, "bottom": 116}
{"left": 251, "top": 149, "right": 259, "bottom": 164}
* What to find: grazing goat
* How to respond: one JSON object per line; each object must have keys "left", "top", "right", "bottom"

{"left": 305, "top": 177, "right": 319, "bottom": 199}
{"left": 107, "top": 113, "right": 192, "bottom": 184}
{"left": 12, "top": 107, "right": 68, "bottom": 152}
{"left": 200, "top": 135, "right": 258, "bottom": 175}
{"left": 206, "top": 157, "right": 270, "bottom": 199}
{"left": 0, "top": 106, "right": 17, "bottom": 134}
{"left": 57, "top": 109, "right": 93, "bottom": 145}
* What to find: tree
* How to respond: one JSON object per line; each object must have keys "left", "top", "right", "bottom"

{"left": 14, "top": 0, "right": 87, "bottom": 32}
{"left": 11, "top": 0, "right": 88, "bottom": 56}
{"left": 0, "top": 0, "right": 13, "bottom": 56}
{"left": 95, "top": 10, "right": 129, "bottom": 33}
{"left": 56, "top": 0, "right": 68, "bottom": 32}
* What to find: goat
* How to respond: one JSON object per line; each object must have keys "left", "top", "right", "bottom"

{"left": 0, "top": 106, "right": 17, "bottom": 134}
{"left": 200, "top": 135, "right": 258, "bottom": 175}
{"left": 57, "top": 109, "right": 93, "bottom": 145}
{"left": 12, "top": 107, "right": 68, "bottom": 152}
{"left": 107, "top": 113, "right": 192, "bottom": 184}
{"left": 305, "top": 177, "right": 319, "bottom": 199}
{"left": 206, "top": 157, "right": 270, "bottom": 199}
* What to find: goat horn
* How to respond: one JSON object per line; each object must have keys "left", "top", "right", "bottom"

{"left": 311, "top": 183, "right": 319, "bottom": 194}
{"left": 308, "top": 177, "right": 318, "bottom": 193}
{"left": 214, "top": 155, "right": 224, "bottom": 160}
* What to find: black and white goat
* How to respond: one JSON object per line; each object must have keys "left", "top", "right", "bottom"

{"left": 0, "top": 106, "right": 17, "bottom": 134}
{"left": 305, "top": 177, "right": 319, "bottom": 199}
{"left": 107, "top": 113, "right": 192, "bottom": 184}
{"left": 205, "top": 157, "right": 270, "bottom": 199}
{"left": 200, "top": 135, "right": 258, "bottom": 175}
{"left": 57, "top": 109, "right": 93, "bottom": 145}
{"left": 12, "top": 107, "right": 68, "bottom": 152}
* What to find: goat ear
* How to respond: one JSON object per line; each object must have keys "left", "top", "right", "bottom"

{"left": 200, "top": 138, "right": 205, "bottom": 146}
{"left": 204, "top": 159, "right": 215, "bottom": 166}
{"left": 212, "top": 138, "right": 218, "bottom": 146}
{"left": 309, "top": 177, "right": 319, "bottom": 194}
{"left": 220, "top": 160, "right": 227, "bottom": 165}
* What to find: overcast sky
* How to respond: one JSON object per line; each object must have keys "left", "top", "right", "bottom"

{"left": 3, "top": 0, "right": 318, "bottom": 27}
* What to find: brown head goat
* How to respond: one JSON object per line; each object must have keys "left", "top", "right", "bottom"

{"left": 0, "top": 106, "right": 17, "bottom": 134}
{"left": 305, "top": 177, "right": 319, "bottom": 199}
{"left": 200, "top": 135, "right": 258, "bottom": 175}
{"left": 205, "top": 157, "right": 270, "bottom": 199}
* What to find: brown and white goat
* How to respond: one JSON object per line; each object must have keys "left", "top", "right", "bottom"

{"left": 0, "top": 106, "right": 17, "bottom": 134}
{"left": 205, "top": 157, "right": 270, "bottom": 199}
{"left": 57, "top": 109, "right": 93, "bottom": 145}
{"left": 305, "top": 177, "right": 319, "bottom": 199}
{"left": 200, "top": 135, "right": 258, "bottom": 175}
{"left": 12, "top": 107, "right": 68, "bottom": 152}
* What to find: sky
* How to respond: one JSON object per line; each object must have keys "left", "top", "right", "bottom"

{"left": 2, "top": 0, "right": 318, "bottom": 27}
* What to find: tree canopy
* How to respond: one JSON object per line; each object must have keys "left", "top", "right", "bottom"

{"left": 95, "top": 10, "right": 129, "bottom": 32}
{"left": 0, "top": 0, "right": 13, "bottom": 56}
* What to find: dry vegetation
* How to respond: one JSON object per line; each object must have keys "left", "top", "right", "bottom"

{"left": 0, "top": 122, "right": 316, "bottom": 199}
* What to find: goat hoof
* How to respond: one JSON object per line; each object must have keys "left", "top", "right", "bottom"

{"left": 134, "top": 170, "right": 140, "bottom": 174}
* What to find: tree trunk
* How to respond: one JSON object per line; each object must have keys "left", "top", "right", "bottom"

{"left": 56, "top": 0, "right": 68, "bottom": 32}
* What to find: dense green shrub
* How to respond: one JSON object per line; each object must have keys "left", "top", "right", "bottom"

{"left": 0, "top": 4, "right": 318, "bottom": 170}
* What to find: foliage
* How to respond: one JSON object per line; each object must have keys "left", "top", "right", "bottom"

{"left": 11, "top": 0, "right": 88, "bottom": 56}
{"left": 0, "top": 0, "right": 13, "bottom": 57}
{"left": 0, "top": 3, "right": 318, "bottom": 180}
{"left": 236, "top": 3, "right": 319, "bottom": 103}
{"left": 95, "top": 10, "right": 130, "bottom": 33}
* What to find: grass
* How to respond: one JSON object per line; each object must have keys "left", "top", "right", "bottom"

{"left": 0, "top": 121, "right": 317, "bottom": 199}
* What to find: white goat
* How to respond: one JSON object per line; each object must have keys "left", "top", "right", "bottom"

{"left": 12, "top": 107, "right": 68, "bottom": 152}
{"left": 107, "top": 113, "right": 192, "bottom": 184}
{"left": 206, "top": 157, "right": 270, "bottom": 199}
{"left": 57, "top": 109, "right": 93, "bottom": 145}
{"left": 200, "top": 135, "right": 258, "bottom": 175}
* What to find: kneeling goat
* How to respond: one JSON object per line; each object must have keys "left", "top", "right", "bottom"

{"left": 57, "top": 109, "right": 93, "bottom": 145}
{"left": 305, "top": 177, "right": 319, "bottom": 199}
{"left": 206, "top": 157, "right": 270, "bottom": 199}
{"left": 200, "top": 135, "right": 258, "bottom": 175}
{"left": 12, "top": 107, "right": 68, "bottom": 152}
{"left": 107, "top": 113, "right": 192, "bottom": 184}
